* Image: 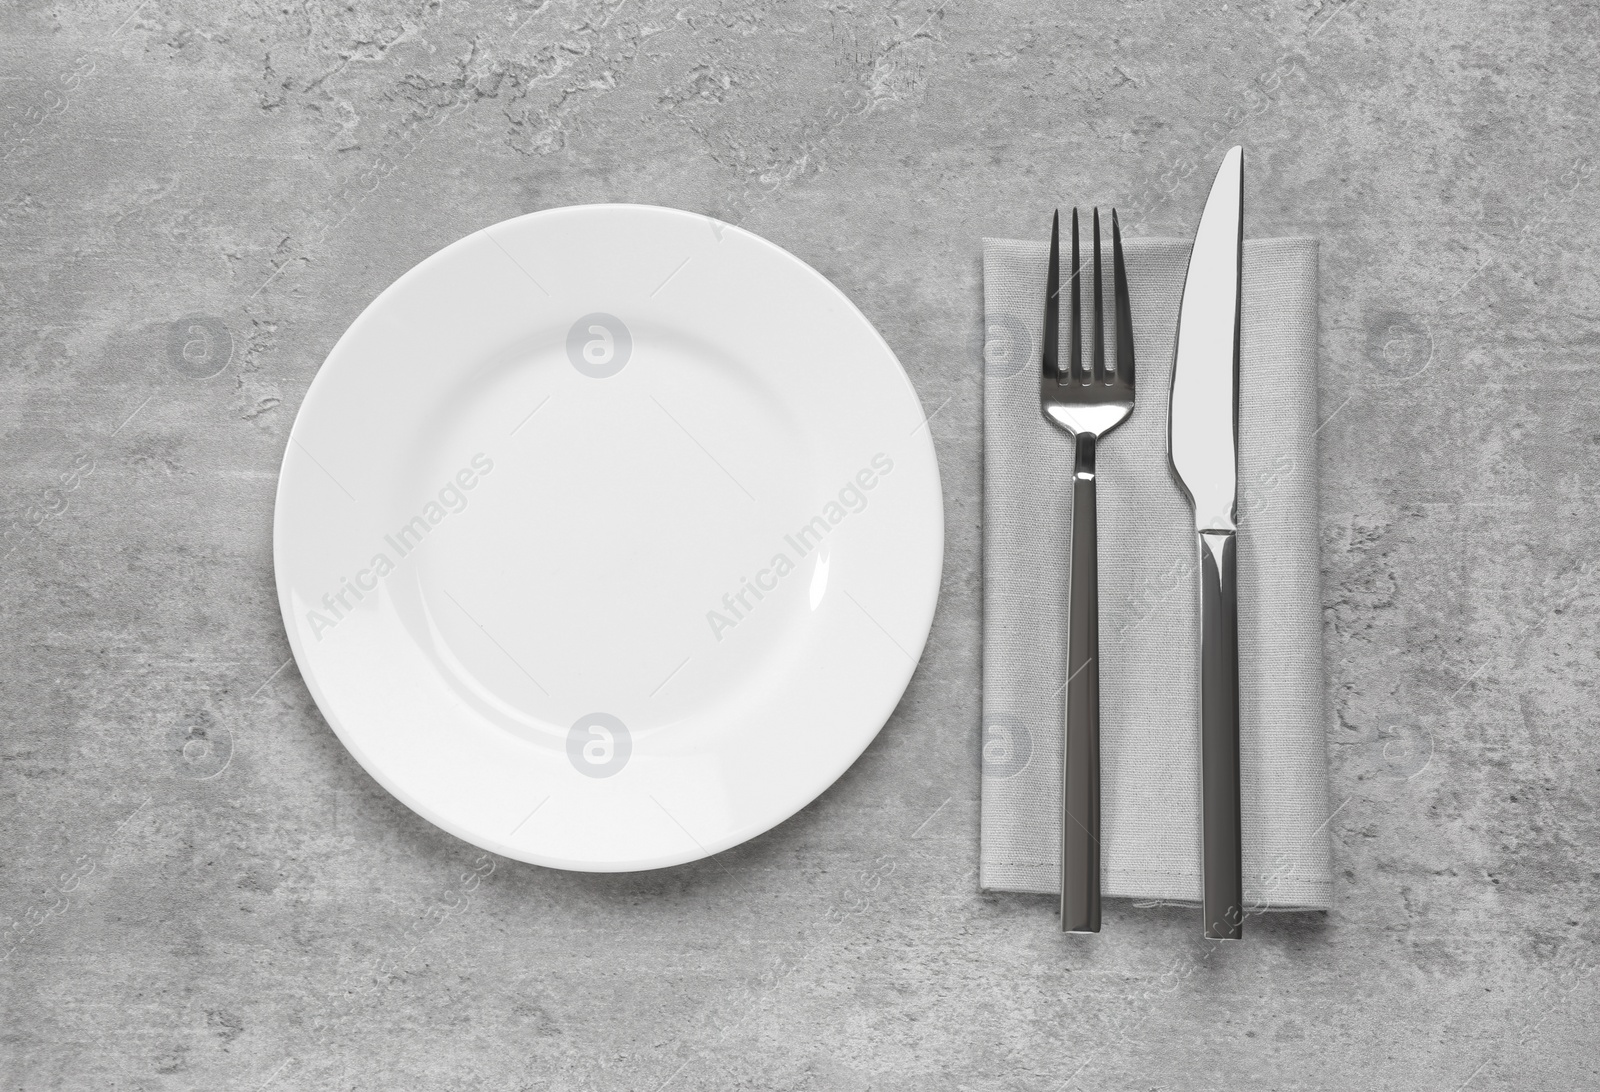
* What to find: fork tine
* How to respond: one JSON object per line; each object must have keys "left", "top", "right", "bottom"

{"left": 1069, "top": 209, "right": 1082, "bottom": 385}
{"left": 1042, "top": 210, "right": 1059, "bottom": 384}
{"left": 1111, "top": 209, "right": 1135, "bottom": 388}
{"left": 1092, "top": 208, "right": 1106, "bottom": 384}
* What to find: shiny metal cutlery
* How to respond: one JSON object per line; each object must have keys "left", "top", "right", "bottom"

{"left": 1040, "top": 207, "right": 1135, "bottom": 933}
{"left": 1168, "top": 146, "right": 1245, "bottom": 940}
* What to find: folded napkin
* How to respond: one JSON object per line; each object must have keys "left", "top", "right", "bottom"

{"left": 980, "top": 235, "right": 1332, "bottom": 910}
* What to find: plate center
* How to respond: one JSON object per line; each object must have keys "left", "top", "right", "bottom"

{"left": 405, "top": 322, "right": 819, "bottom": 746}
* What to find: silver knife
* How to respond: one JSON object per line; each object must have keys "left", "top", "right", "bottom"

{"left": 1168, "top": 145, "right": 1245, "bottom": 941}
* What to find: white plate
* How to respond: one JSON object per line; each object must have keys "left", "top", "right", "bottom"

{"left": 274, "top": 204, "right": 943, "bottom": 871}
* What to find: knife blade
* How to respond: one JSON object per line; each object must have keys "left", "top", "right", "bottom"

{"left": 1167, "top": 145, "right": 1245, "bottom": 941}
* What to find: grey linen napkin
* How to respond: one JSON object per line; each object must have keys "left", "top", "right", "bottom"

{"left": 980, "top": 235, "right": 1332, "bottom": 910}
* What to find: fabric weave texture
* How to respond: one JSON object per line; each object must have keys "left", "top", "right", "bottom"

{"left": 980, "top": 235, "right": 1331, "bottom": 910}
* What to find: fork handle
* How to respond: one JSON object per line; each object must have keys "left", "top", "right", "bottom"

{"left": 1061, "top": 431, "right": 1101, "bottom": 933}
{"left": 1197, "top": 529, "right": 1243, "bottom": 939}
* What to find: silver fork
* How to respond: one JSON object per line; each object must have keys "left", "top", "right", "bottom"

{"left": 1039, "top": 207, "right": 1135, "bottom": 933}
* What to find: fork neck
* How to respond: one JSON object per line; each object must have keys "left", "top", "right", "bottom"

{"left": 1073, "top": 432, "right": 1097, "bottom": 482}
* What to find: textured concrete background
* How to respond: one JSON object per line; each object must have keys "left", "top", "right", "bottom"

{"left": 3, "top": 0, "right": 1598, "bottom": 1088}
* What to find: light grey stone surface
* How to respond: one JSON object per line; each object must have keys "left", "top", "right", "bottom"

{"left": 3, "top": 1, "right": 1597, "bottom": 1088}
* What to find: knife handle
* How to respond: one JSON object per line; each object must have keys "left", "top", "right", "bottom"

{"left": 1198, "top": 529, "right": 1243, "bottom": 940}
{"left": 1061, "top": 431, "right": 1100, "bottom": 933}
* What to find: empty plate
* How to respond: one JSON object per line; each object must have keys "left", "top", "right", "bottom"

{"left": 274, "top": 204, "right": 943, "bottom": 870}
